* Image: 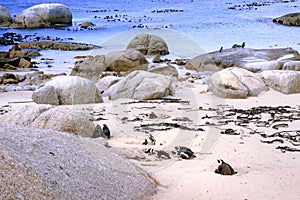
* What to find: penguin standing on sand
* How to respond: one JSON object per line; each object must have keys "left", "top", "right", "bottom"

{"left": 102, "top": 124, "right": 110, "bottom": 139}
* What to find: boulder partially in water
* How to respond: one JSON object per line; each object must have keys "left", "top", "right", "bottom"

{"left": 273, "top": 13, "right": 300, "bottom": 26}
{"left": 11, "top": 3, "right": 72, "bottom": 29}
{"left": 0, "top": 6, "right": 12, "bottom": 27}
{"left": 186, "top": 48, "right": 300, "bottom": 72}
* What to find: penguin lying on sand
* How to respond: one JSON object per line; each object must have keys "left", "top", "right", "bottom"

{"left": 215, "top": 159, "right": 237, "bottom": 175}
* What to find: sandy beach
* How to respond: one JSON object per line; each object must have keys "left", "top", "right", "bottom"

{"left": 1, "top": 0, "right": 300, "bottom": 198}
{"left": 1, "top": 81, "right": 299, "bottom": 199}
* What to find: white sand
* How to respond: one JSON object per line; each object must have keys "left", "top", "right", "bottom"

{"left": 1, "top": 83, "right": 299, "bottom": 200}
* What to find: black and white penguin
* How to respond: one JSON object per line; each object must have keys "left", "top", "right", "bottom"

{"left": 142, "top": 139, "right": 148, "bottom": 145}
{"left": 102, "top": 124, "right": 110, "bottom": 139}
{"left": 241, "top": 42, "right": 245, "bottom": 48}
{"left": 215, "top": 159, "right": 237, "bottom": 175}
{"left": 219, "top": 46, "right": 223, "bottom": 53}
{"left": 148, "top": 134, "right": 156, "bottom": 145}
{"left": 156, "top": 150, "right": 171, "bottom": 159}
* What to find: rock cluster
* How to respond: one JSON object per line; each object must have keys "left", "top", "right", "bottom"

{"left": 0, "top": 45, "right": 40, "bottom": 71}
{"left": 19, "top": 41, "right": 101, "bottom": 50}
{"left": 0, "top": 71, "right": 66, "bottom": 92}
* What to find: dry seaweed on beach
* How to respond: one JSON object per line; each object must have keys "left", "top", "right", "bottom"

{"left": 134, "top": 122, "right": 205, "bottom": 132}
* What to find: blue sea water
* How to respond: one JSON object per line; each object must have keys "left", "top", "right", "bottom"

{"left": 0, "top": 0, "right": 299, "bottom": 74}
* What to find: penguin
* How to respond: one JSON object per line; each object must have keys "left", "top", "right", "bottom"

{"left": 145, "top": 148, "right": 155, "bottom": 155}
{"left": 148, "top": 134, "right": 156, "bottom": 145}
{"left": 219, "top": 46, "right": 223, "bottom": 53}
{"left": 102, "top": 124, "right": 110, "bottom": 139}
{"left": 215, "top": 159, "right": 237, "bottom": 175}
{"left": 92, "top": 124, "right": 103, "bottom": 138}
{"left": 156, "top": 150, "right": 171, "bottom": 159}
{"left": 241, "top": 42, "right": 245, "bottom": 48}
{"left": 142, "top": 138, "right": 148, "bottom": 145}
{"left": 172, "top": 146, "right": 196, "bottom": 159}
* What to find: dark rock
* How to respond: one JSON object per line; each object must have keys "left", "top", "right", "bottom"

{"left": 273, "top": 13, "right": 300, "bottom": 26}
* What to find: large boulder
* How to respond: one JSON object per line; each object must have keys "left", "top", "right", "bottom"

{"left": 110, "top": 70, "right": 174, "bottom": 100}
{"left": 259, "top": 70, "right": 300, "bottom": 94}
{"left": 282, "top": 61, "right": 300, "bottom": 71}
{"left": 186, "top": 48, "right": 300, "bottom": 72}
{"left": 148, "top": 64, "right": 179, "bottom": 78}
{"left": 11, "top": 3, "right": 72, "bottom": 29}
{"left": 0, "top": 105, "right": 95, "bottom": 137}
{"left": 0, "top": 125, "right": 156, "bottom": 199}
{"left": 273, "top": 13, "right": 300, "bottom": 26}
{"left": 0, "top": 6, "right": 12, "bottom": 27}
{"left": 126, "top": 34, "right": 169, "bottom": 55}
{"left": 70, "top": 55, "right": 107, "bottom": 81}
{"left": 106, "top": 50, "right": 148, "bottom": 72}
{"left": 95, "top": 75, "right": 122, "bottom": 94}
{"left": 208, "top": 67, "right": 268, "bottom": 98}
{"left": 32, "top": 76, "right": 103, "bottom": 105}
{"left": 32, "top": 85, "right": 60, "bottom": 105}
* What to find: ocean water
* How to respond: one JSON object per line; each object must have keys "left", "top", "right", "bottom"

{"left": 0, "top": 0, "right": 299, "bottom": 74}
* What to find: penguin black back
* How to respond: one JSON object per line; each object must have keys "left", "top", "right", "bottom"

{"left": 102, "top": 124, "right": 110, "bottom": 139}
{"left": 215, "top": 159, "right": 237, "bottom": 175}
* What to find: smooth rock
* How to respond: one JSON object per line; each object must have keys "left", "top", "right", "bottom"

{"left": 0, "top": 125, "right": 156, "bottom": 199}
{"left": 0, "top": 6, "right": 12, "bottom": 27}
{"left": 41, "top": 76, "right": 103, "bottom": 105}
{"left": 127, "top": 34, "right": 169, "bottom": 55}
{"left": 31, "top": 107, "right": 95, "bottom": 137}
{"left": 11, "top": 3, "right": 72, "bottom": 29}
{"left": 259, "top": 70, "right": 300, "bottom": 94}
{"left": 110, "top": 70, "right": 174, "bottom": 100}
{"left": 95, "top": 76, "right": 122, "bottom": 94}
{"left": 208, "top": 67, "right": 268, "bottom": 98}
{"left": 32, "top": 85, "right": 59, "bottom": 105}
{"left": 273, "top": 13, "right": 300, "bottom": 26}
{"left": 148, "top": 64, "right": 179, "bottom": 78}
{"left": 186, "top": 48, "right": 300, "bottom": 72}
{"left": 70, "top": 55, "right": 107, "bottom": 81}
{"left": 106, "top": 50, "right": 148, "bottom": 72}
{"left": 282, "top": 61, "right": 300, "bottom": 71}
{"left": 79, "top": 21, "right": 95, "bottom": 29}
{"left": 18, "top": 58, "right": 32, "bottom": 68}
